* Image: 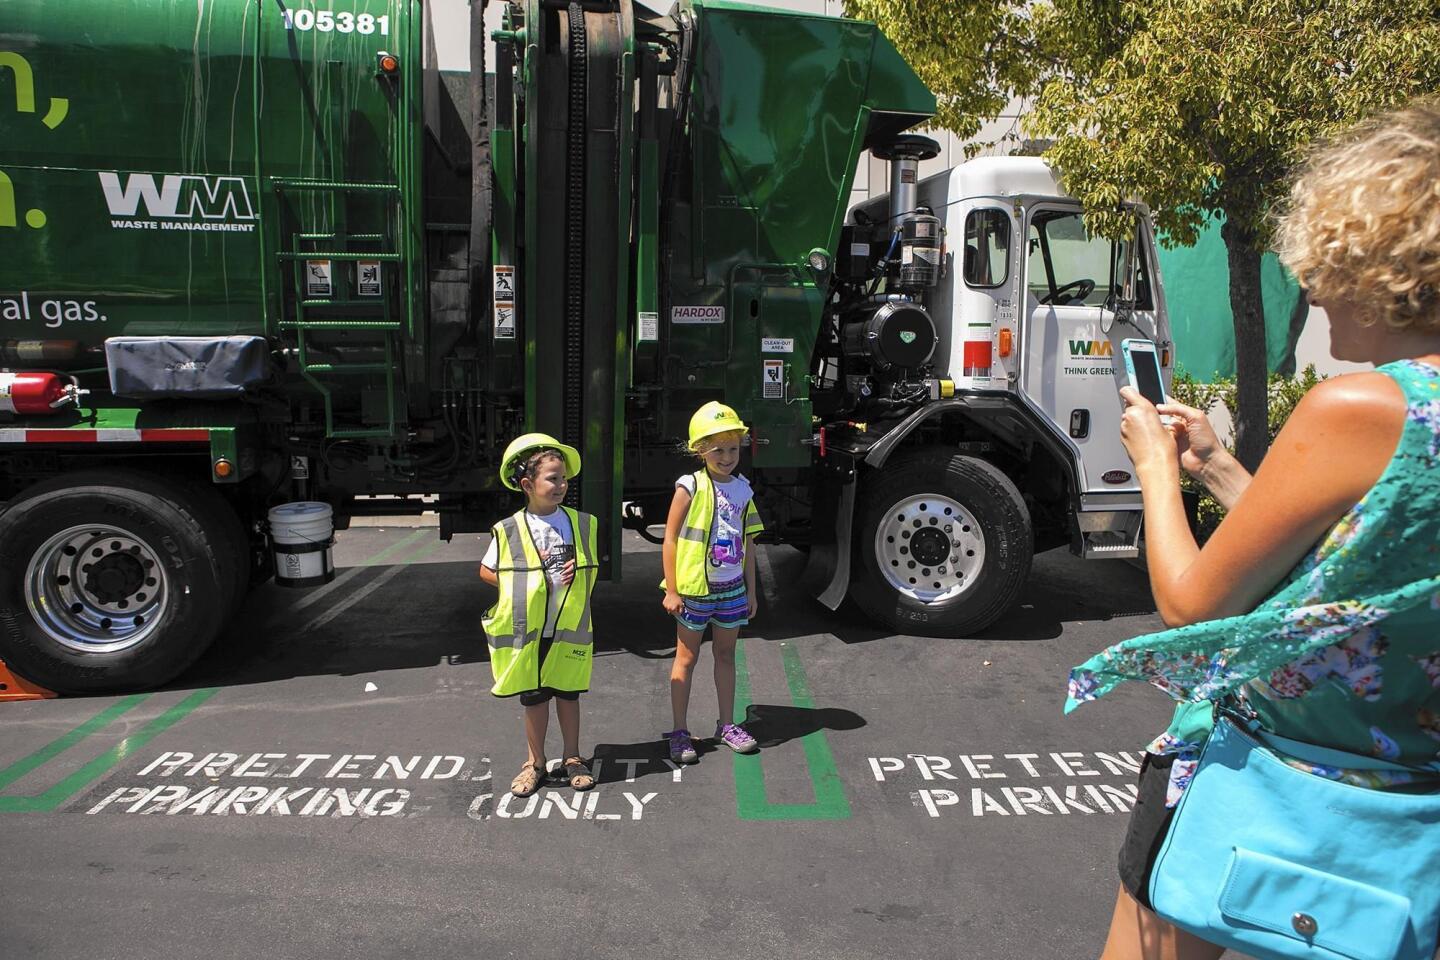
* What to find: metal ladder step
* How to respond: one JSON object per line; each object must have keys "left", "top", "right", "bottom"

{"left": 298, "top": 298, "right": 389, "bottom": 308}
{"left": 276, "top": 250, "right": 403, "bottom": 261}
{"left": 300, "top": 363, "right": 392, "bottom": 375}
{"left": 279, "top": 320, "right": 403, "bottom": 330}
{"left": 272, "top": 179, "right": 401, "bottom": 194}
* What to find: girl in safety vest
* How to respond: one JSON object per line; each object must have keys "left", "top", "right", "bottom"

{"left": 480, "top": 433, "right": 600, "bottom": 797}
{"left": 661, "top": 401, "right": 766, "bottom": 763}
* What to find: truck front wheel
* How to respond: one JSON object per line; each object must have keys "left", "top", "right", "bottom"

{"left": 0, "top": 471, "right": 229, "bottom": 693}
{"left": 851, "top": 452, "right": 1033, "bottom": 637}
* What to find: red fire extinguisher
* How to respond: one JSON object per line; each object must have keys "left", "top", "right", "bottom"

{"left": 0, "top": 371, "right": 82, "bottom": 414}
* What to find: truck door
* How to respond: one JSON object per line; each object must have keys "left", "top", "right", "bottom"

{"left": 1018, "top": 205, "right": 1164, "bottom": 495}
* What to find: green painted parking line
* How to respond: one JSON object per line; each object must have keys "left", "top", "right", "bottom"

{"left": 733, "top": 639, "right": 851, "bottom": 821}
{"left": 0, "top": 688, "right": 219, "bottom": 813}
{"left": 0, "top": 695, "right": 149, "bottom": 793}
{"left": 359, "top": 528, "right": 431, "bottom": 565}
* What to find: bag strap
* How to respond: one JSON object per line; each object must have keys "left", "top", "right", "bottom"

{"left": 1219, "top": 707, "right": 1439, "bottom": 776}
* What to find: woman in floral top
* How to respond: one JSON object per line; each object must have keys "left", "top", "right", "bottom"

{"left": 1068, "top": 99, "right": 1440, "bottom": 960}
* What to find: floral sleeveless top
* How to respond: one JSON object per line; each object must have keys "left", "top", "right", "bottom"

{"left": 1066, "top": 359, "right": 1440, "bottom": 805}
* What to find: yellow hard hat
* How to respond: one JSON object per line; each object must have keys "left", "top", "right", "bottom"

{"left": 687, "top": 401, "right": 749, "bottom": 450}
{"left": 500, "top": 432, "right": 581, "bottom": 491}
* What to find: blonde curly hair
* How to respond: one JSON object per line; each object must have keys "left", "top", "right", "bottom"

{"left": 1275, "top": 97, "right": 1440, "bottom": 330}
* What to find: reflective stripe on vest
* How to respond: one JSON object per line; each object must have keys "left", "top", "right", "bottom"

{"left": 662, "top": 471, "right": 765, "bottom": 596}
{"left": 482, "top": 507, "right": 597, "bottom": 696}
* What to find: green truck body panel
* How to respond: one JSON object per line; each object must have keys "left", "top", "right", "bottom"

{"left": 658, "top": 1, "right": 933, "bottom": 463}
{"left": 2, "top": 1, "right": 422, "bottom": 345}
{"left": 2, "top": 0, "right": 933, "bottom": 558}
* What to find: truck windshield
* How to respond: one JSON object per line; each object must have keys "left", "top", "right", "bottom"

{"left": 1026, "top": 209, "right": 1152, "bottom": 309}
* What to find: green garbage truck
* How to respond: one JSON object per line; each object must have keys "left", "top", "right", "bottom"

{"left": 0, "top": 0, "right": 1171, "bottom": 693}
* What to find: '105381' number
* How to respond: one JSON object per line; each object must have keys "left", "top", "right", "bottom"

{"left": 282, "top": 7, "right": 390, "bottom": 35}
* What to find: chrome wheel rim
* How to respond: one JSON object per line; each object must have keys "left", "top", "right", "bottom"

{"left": 24, "top": 524, "right": 169, "bottom": 653}
{"left": 874, "top": 494, "right": 985, "bottom": 602}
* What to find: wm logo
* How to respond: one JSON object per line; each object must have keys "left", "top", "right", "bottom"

{"left": 98, "top": 172, "right": 257, "bottom": 221}
{"left": 1068, "top": 339, "right": 1113, "bottom": 358}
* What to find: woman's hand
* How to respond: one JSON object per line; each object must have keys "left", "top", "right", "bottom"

{"left": 1155, "top": 399, "right": 1224, "bottom": 480}
{"left": 747, "top": 588, "right": 759, "bottom": 619}
{"left": 662, "top": 590, "right": 685, "bottom": 615}
{"left": 1119, "top": 386, "right": 1181, "bottom": 480}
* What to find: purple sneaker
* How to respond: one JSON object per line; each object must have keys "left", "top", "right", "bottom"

{"left": 715, "top": 722, "right": 758, "bottom": 754}
{"left": 665, "top": 728, "right": 698, "bottom": 764}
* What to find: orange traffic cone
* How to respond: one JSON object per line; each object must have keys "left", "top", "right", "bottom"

{"left": 0, "top": 660, "right": 56, "bottom": 701}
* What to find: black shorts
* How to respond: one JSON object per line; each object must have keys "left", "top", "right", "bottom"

{"left": 1116, "top": 751, "right": 1179, "bottom": 910}
{"left": 517, "top": 687, "right": 581, "bottom": 707}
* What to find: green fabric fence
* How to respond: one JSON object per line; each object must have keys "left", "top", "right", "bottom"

{"left": 1156, "top": 216, "right": 1304, "bottom": 380}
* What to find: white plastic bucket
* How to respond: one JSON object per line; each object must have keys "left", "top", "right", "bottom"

{"left": 268, "top": 502, "right": 335, "bottom": 588}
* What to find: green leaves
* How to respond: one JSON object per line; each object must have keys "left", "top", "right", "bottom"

{"left": 848, "top": 0, "right": 1440, "bottom": 249}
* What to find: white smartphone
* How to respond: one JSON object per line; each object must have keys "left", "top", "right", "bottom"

{"left": 1120, "top": 338, "right": 1167, "bottom": 407}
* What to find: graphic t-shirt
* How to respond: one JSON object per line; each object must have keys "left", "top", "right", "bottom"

{"left": 482, "top": 509, "right": 574, "bottom": 638}
{"left": 676, "top": 472, "right": 752, "bottom": 587}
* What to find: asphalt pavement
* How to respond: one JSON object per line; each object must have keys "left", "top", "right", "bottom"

{"left": 0, "top": 525, "right": 1234, "bottom": 960}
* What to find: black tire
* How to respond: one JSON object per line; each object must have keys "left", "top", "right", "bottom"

{"left": 175, "top": 480, "right": 251, "bottom": 616}
{"left": 0, "top": 470, "right": 229, "bottom": 693}
{"left": 850, "top": 451, "right": 1033, "bottom": 637}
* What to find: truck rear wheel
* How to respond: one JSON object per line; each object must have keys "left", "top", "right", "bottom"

{"left": 175, "top": 479, "right": 251, "bottom": 616}
{"left": 851, "top": 452, "right": 1032, "bottom": 637}
{"left": 0, "top": 470, "right": 229, "bottom": 693}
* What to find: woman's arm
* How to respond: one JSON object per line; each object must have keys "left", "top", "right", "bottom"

{"left": 662, "top": 487, "right": 692, "bottom": 612}
{"left": 1155, "top": 399, "right": 1253, "bottom": 509}
{"left": 1126, "top": 373, "right": 1406, "bottom": 627}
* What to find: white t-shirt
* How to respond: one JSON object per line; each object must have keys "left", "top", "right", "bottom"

{"left": 482, "top": 510, "right": 574, "bottom": 638}
{"left": 676, "top": 471, "right": 752, "bottom": 587}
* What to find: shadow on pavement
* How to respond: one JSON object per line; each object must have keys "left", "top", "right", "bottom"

{"left": 590, "top": 701, "right": 867, "bottom": 784}
{"left": 741, "top": 701, "right": 867, "bottom": 748}
{"left": 171, "top": 533, "right": 1157, "bottom": 691}
{"left": 749, "top": 543, "right": 1157, "bottom": 646}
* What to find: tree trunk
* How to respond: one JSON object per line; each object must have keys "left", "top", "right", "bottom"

{"left": 1221, "top": 218, "right": 1269, "bottom": 472}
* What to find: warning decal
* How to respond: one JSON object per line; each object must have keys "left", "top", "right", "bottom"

{"left": 493, "top": 265, "right": 516, "bottom": 340}
{"left": 495, "top": 304, "right": 516, "bottom": 339}
{"left": 762, "top": 359, "right": 784, "bottom": 399}
{"left": 638, "top": 311, "right": 659, "bottom": 343}
{"left": 305, "top": 260, "right": 332, "bottom": 298}
{"left": 357, "top": 261, "right": 382, "bottom": 297}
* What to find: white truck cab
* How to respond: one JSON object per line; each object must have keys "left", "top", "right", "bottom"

{"left": 918, "top": 156, "right": 1172, "bottom": 555}
{"left": 816, "top": 150, "right": 1171, "bottom": 636}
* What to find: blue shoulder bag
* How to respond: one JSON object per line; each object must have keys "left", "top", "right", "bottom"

{"left": 1148, "top": 712, "right": 1440, "bottom": 960}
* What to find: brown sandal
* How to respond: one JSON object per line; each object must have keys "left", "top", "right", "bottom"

{"left": 563, "top": 757, "right": 595, "bottom": 791}
{"left": 511, "top": 762, "right": 544, "bottom": 797}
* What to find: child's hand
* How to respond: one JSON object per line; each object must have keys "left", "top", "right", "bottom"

{"left": 662, "top": 590, "right": 685, "bottom": 615}
{"left": 560, "top": 559, "right": 576, "bottom": 586}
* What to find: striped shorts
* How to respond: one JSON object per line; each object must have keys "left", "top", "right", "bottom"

{"left": 675, "top": 577, "right": 749, "bottom": 631}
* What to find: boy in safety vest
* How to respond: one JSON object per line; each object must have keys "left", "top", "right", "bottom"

{"left": 660, "top": 401, "right": 765, "bottom": 763}
{"left": 480, "top": 433, "right": 599, "bottom": 796}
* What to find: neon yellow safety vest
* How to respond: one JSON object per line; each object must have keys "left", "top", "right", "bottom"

{"left": 482, "top": 507, "right": 598, "bottom": 697}
{"left": 662, "top": 470, "right": 765, "bottom": 596}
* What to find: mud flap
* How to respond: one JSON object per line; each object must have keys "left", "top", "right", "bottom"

{"left": 802, "top": 452, "right": 858, "bottom": 611}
